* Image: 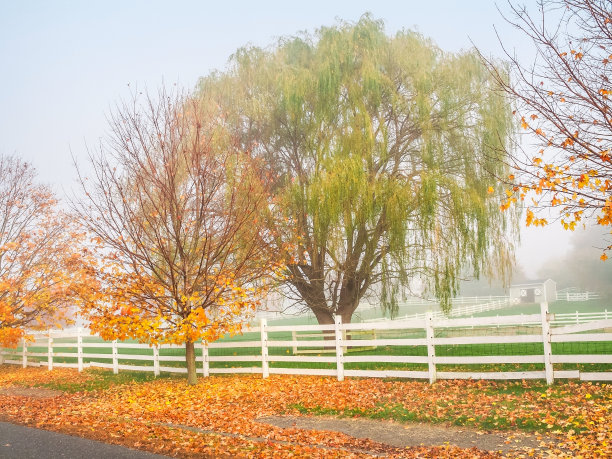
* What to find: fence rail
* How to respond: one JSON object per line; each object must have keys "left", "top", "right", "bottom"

{"left": 1, "top": 303, "right": 610, "bottom": 384}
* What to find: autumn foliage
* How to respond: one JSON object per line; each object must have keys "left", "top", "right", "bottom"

{"left": 0, "top": 155, "right": 89, "bottom": 348}
{"left": 73, "top": 90, "right": 277, "bottom": 384}
{"left": 486, "top": 0, "right": 612, "bottom": 257}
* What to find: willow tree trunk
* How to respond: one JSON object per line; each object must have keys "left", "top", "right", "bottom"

{"left": 185, "top": 340, "right": 197, "bottom": 385}
{"left": 310, "top": 307, "right": 335, "bottom": 349}
{"left": 312, "top": 308, "right": 334, "bottom": 325}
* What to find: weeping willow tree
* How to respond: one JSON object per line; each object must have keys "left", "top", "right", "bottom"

{"left": 199, "top": 15, "right": 519, "bottom": 324}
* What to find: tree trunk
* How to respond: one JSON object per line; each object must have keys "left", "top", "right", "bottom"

{"left": 336, "top": 277, "right": 359, "bottom": 328}
{"left": 302, "top": 283, "right": 359, "bottom": 343}
{"left": 312, "top": 307, "right": 334, "bottom": 325}
{"left": 185, "top": 340, "right": 197, "bottom": 385}
{"left": 311, "top": 307, "right": 335, "bottom": 348}
{"left": 340, "top": 309, "right": 354, "bottom": 341}
{"left": 340, "top": 311, "right": 353, "bottom": 325}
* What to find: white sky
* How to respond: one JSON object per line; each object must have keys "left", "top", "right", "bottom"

{"left": 0, "top": 0, "right": 572, "bottom": 278}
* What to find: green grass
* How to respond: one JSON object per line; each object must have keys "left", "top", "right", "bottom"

{"left": 295, "top": 401, "right": 551, "bottom": 432}
{"left": 38, "top": 369, "right": 182, "bottom": 392}
{"left": 287, "top": 401, "right": 565, "bottom": 434}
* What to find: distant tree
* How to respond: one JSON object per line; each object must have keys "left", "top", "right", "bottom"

{"left": 458, "top": 263, "right": 530, "bottom": 296}
{"left": 484, "top": 0, "right": 612, "bottom": 257}
{"left": 74, "top": 90, "right": 275, "bottom": 385}
{"left": 0, "top": 155, "right": 87, "bottom": 347}
{"left": 539, "top": 225, "right": 612, "bottom": 296}
{"left": 200, "top": 16, "right": 518, "bottom": 324}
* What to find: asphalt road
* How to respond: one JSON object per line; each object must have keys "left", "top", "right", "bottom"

{"left": 0, "top": 422, "right": 170, "bottom": 459}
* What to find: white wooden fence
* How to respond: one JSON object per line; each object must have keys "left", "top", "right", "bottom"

{"left": 396, "top": 295, "right": 510, "bottom": 307}
{"left": 557, "top": 288, "right": 601, "bottom": 301}
{"left": 1, "top": 303, "right": 610, "bottom": 384}
{"left": 371, "top": 309, "right": 611, "bottom": 328}
{"left": 563, "top": 292, "right": 601, "bottom": 301}
{"left": 526, "top": 310, "right": 609, "bottom": 325}
{"left": 364, "top": 297, "right": 513, "bottom": 323}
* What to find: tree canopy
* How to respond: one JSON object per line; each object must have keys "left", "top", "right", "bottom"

{"left": 199, "top": 16, "right": 518, "bottom": 323}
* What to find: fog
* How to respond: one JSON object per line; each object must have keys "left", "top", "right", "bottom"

{"left": 537, "top": 226, "right": 612, "bottom": 296}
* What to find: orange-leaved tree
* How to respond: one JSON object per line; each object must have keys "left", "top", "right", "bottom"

{"left": 74, "top": 89, "right": 276, "bottom": 384}
{"left": 0, "top": 155, "right": 90, "bottom": 347}
{"left": 483, "top": 0, "right": 612, "bottom": 257}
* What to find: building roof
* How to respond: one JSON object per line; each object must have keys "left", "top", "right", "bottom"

{"left": 510, "top": 278, "right": 555, "bottom": 288}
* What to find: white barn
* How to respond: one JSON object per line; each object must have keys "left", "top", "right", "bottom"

{"left": 509, "top": 279, "right": 557, "bottom": 304}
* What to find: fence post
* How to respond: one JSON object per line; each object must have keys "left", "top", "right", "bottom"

{"left": 426, "top": 312, "right": 436, "bottom": 384}
{"left": 22, "top": 338, "right": 27, "bottom": 368}
{"left": 606, "top": 309, "right": 609, "bottom": 320}
{"left": 47, "top": 335, "right": 53, "bottom": 371}
{"left": 335, "top": 316, "right": 344, "bottom": 381}
{"left": 260, "top": 318, "right": 269, "bottom": 378}
{"left": 291, "top": 330, "right": 298, "bottom": 355}
{"left": 77, "top": 328, "right": 83, "bottom": 372}
{"left": 201, "top": 342, "right": 209, "bottom": 377}
{"left": 540, "top": 302, "right": 554, "bottom": 385}
{"left": 153, "top": 345, "right": 160, "bottom": 376}
{"left": 112, "top": 340, "right": 118, "bottom": 374}
{"left": 0, "top": 347, "right": 4, "bottom": 366}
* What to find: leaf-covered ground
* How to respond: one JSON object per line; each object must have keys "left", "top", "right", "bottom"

{"left": 0, "top": 367, "right": 609, "bottom": 458}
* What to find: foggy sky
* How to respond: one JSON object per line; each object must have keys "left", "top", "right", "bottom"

{"left": 0, "top": 0, "right": 577, "bottom": 280}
